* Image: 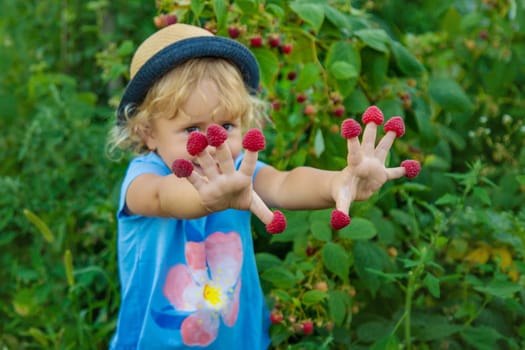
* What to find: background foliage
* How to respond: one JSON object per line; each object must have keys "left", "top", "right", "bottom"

{"left": 1, "top": 0, "right": 524, "bottom": 349}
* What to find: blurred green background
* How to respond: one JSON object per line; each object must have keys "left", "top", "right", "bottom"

{"left": 1, "top": 0, "right": 524, "bottom": 349}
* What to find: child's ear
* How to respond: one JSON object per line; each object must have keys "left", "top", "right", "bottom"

{"left": 136, "top": 123, "right": 157, "bottom": 151}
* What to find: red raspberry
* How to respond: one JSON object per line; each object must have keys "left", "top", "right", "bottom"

{"left": 171, "top": 159, "right": 193, "bottom": 178}
{"left": 384, "top": 116, "right": 405, "bottom": 137}
{"left": 242, "top": 129, "right": 266, "bottom": 152}
{"left": 270, "top": 311, "right": 283, "bottom": 324}
{"left": 341, "top": 119, "right": 362, "bottom": 139}
{"left": 302, "top": 321, "right": 314, "bottom": 335}
{"left": 362, "top": 105, "right": 384, "bottom": 125}
{"left": 250, "top": 35, "right": 263, "bottom": 48}
{"left": 333, "top": 105, "right": 345, "bottom": 117}
{"left": 187, "top": 132, "right": 208, "bottom": 156}
{"left": 266, "top": 210, "right": 286, "bottom": 234}
{"left": 281, "top": 43, "right": 293, "bottom": 54}
{"left": 331, "top": 210, "right": 350, "bottom": 229}
{"left": 401, "top": 160, "right": 421, "bottom": 178}
{"left": 206, "top": 124, "right": 228, "bottom": 147}
{"left": 268, "top": 34, "right": 280, "bottom": 48}
{"left": 228, "top": 26, "right": 240, "bottom": 39}
{"left": 164, "top": 14, "right": 178, "bottom": 26}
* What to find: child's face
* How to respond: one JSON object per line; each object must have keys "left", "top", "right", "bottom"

{"left": 144, "top": 79, "right": 243, "bottom": 176}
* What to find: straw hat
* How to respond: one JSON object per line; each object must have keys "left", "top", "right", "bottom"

{"left": 117, "top": 23, "right": 260, "bottom": 124}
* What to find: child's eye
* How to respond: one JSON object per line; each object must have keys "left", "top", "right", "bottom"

{"left": 222, "top": 123, "right": 234, "bottom": 132}
{"left": 185, "top": 126, "right": 200, "bottom": 134}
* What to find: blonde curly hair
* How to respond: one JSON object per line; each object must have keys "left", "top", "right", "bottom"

{"left": 108, "top": 57, "right": 268, "bottom": 156}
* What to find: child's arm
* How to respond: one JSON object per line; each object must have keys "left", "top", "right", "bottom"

{"left": 254, "top": 108, "right": 420, "bottom": 227}
{"left": 126, "top": 126, "right": 281, "bottom": 231}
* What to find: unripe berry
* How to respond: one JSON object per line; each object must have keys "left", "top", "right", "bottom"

{"left": 304, "top": 104, "right": 316, "bottom": 116}
{"left": 314, "top": 281, "right": 328, "bottom": 292}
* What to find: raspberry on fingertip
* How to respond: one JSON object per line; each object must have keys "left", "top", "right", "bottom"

{"left": 401, "top": 160, "right": 421, "bottom": 178}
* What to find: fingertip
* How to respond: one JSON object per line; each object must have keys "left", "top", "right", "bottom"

{"left": 401, "top": 160, "right": 421, "bottom": 178}
{"left": 384, "top": 116, "right": 405, "bottom": 138}
{"left": 266, "top": 210, "right": 286, "bottom": 234}
{"left": 243, "top": 128, "right": 266, "bottom": 152}
{"left": 341, "top": 119, "right": 362, "bottom": 139}
{"left": 187, "top": 131, "right": 208, "bottom": 156}
{"left": 171, "top": 159, "right": 194, "bottom": 178}
{"left": 207, "top": 124, "right": 228, "bottom": 147}
{"left": 361, "top": 105, "right": 384, "bottom": 125}
{"left": 330, "top": 209, "right": 351, "bottom": 230}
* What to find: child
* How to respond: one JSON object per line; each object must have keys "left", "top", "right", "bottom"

{"left": 108, "top": 23, "right": 419, "bottom": 349}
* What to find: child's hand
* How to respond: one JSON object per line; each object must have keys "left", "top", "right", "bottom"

{"left": 330, "top": 106, "right": 421, "bottom": 229}
{"left": 171, "top": 125, "right": 286, "bottom": 234}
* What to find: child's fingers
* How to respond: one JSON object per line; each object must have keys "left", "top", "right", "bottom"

{"left": 376, "top": 117, "right": 405, "bottom": 163}
{"left": 341, "top": 119, "right": 363, "bottom": 166}
{"left": 214, "top": 143, "right": 235, "bottom": 174}
{"left": 375, "top": 132, "right": 396, "bottom": 163}
{"left": 386, "top": 160, "right": 421, "bottom": 180}
{"left": 347, "top": 137, "right": 363, "bottom": 166}
{"left": 361, "top": 106, "right": 384, "bottom": 154}
{"left": 206, "top": 124, "right": 234, "bottom": 174}
{"left": 332, "top": 184, "right": 354, "bottom": 230}
{"left": 249, "top": 191, "right": 287, "bottom": 234}
{"left": 239, "top": 150, "right": 258, "bottom": 177}
{"left": 197, "top": 151, "right": 220, "bottom": 179}
{"left": 239, "top": 128, "right": 265, "bottom": 176}
{"left": 361, "top": 123, "right": 378, "bottom": 154}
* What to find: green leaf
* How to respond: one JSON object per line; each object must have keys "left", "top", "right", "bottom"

{"left": 517, "top": 175, "right": 525, "bottom": 186}
{"left": 289, "top": 2, "right": 325, "bottom": 33}
{"left": 435, "top": 193, "right": 459, "bottom": 206}
{"left": 355, "top": 29, "right": 391, "bottom": 52}
{"left": 356, "top": 320, "right": 393, "bottom": 342}
{"left": 213, "top": 0, "right": 228, "bottom": 31}
{"left": 252, "top": 48, "right": 279, "bottom": 94}
{"left": 361, "top": 49, "right": 388, "bottom": 93}
{"left": 371, "top": 335, "right": 400, "bottom": 350}
{"left": 353, "top": 241, "right": 392, "bottom": 296}
{"left": 474, "top": 279, "right": 522, "bottom": 298}
{"left": 310, "top": 220, "right": 332, "bottom": 242}
{"left": 339, "top": 217, "right": 377, "bottom": 240}
{"left": 23, "top": 209, "right": 54, "bottom": 243}
{"left": 302, "top": 290, "right": 327, "bottom": 306}
{"left": 323, "top": 5, "right": 352, "bottom": 31}
{"left": 428, "top": 78, "right": 473, "bottom": 113}
{"left": 295, "top": 63, "right": 321, "bottom": 91}
{"left": 255, "top": 252, "right": 282, "bottom": 272}
{"left": 261, "top": 267, "right": 296, "bottom": 288}
{"left": 329, "top": 61, "right": 358, "bottom": 80}
{"left": 473, "top": 187, "right": 491, "bottom": 206}
{"left": 328, "top": 290, "right": 349, "bottom": 326}
{"left": 314, "top": 128, "right": 325, "bottom": 157}
{"left": 63, "top": 249, "right": 75, "bottom": 287}
{"left": 191, "top": 0, "right": 205, "bottom": 17}
{"left": 423, "top": 273, "right": 440, "bottom": 298}
{"left": 235, "top": 0, "right": 258, "bottom": 14}
{"left": 322, "top": 242, "right": 350, "bottom": 283}
{"left": 390, "top": 41, "right": 425, "bottom": 76}
{"left": 461, "top": 326, "right": 503, "bottom": 350}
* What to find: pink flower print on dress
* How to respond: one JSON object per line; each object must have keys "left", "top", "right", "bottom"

{"left": 163, "top": 232, "right": 243, "bottom": 346}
